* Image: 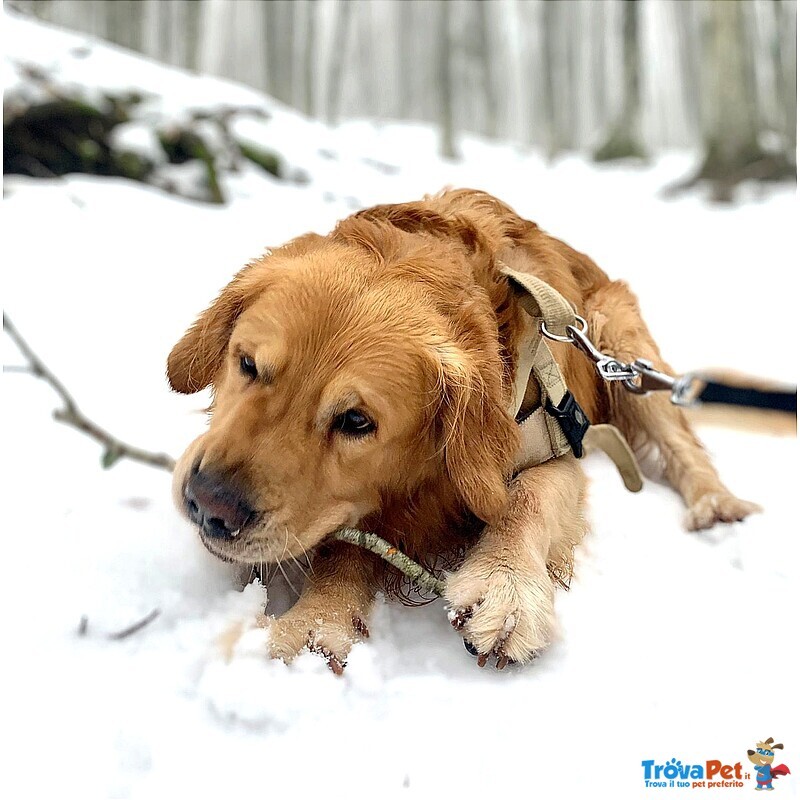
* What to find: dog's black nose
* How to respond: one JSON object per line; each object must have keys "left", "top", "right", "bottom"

{"left": 184, "top": 469, "right": 253, "bottom": 541}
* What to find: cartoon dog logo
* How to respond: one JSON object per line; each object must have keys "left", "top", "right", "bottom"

{"left": 747, "top": 738, "right": 790, "bottom": 791}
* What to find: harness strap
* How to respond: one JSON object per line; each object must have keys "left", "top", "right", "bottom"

{"left": 584, "top": 425, "right": 643, "bottom": 492}
{"left": 499, "top": 261, "right": 642, "bottom": 492}
{"left": 500, "top": 266, "right": 576, "bottom": 337}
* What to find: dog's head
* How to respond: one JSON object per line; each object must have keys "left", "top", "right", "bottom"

{"left": 168, "top": 225, "right": 518, "bottom": 564}
{"left": 747, "top": 739, "right": 783, "bottom": 766}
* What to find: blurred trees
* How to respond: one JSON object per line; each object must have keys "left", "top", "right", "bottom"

{"left": 682, "top": 0, "right": 796, "bottom": 200}
{"left": 9, "top": 0, "right": 797, "bottom": 199}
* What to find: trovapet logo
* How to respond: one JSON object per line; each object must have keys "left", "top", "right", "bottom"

{"left": 641, "top": 758, "right": 746, "bottom": 789}
{"left": 642, "top": 738, "right": 791, "bottom": 791}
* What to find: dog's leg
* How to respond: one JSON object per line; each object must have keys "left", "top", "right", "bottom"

{"left": 585, "top": 280, "right": 760, "bottom": 530}
{"left": 268, "top": 542, "right": 376, "bottom": 674}
{"left": 445, "top": 456, "right": 587, "bottom": 666}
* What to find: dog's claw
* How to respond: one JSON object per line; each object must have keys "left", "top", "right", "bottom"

{"left": 496, "top": 654, "right": 509, "bottom": 670}
{"left": 311, "top": 646, "right": 345, "bottom": 676}
{"left": 326, "top": 655, "right": 345, "bottom": 676}
{"left": 307, "top": 636, "right": 347, "bottom": 676}
{"left": 352, "top": 616, "right": 370, "bottom": 638}
{"left": 476, "top": 653, "right": 488, "bottom": 668}
{"left": 449, "top": 606, "right": 473, "bottom": 632}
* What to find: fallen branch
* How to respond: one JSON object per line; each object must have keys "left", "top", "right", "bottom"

{"left": 3, "top": 313, "right": 175, "bottom": 472}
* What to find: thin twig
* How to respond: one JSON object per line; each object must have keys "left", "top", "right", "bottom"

{"left": 107, "top": 608, "right": 161, "bottom": 640}
{"left": 3, "top": 313, "right": 175, "bottom": 471}
{"left": 334, "top": 528, "right": 446, "bottom": 596}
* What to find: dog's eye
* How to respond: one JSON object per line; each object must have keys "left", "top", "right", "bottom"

{"left": 239, "top": 355, "right": 258, "bottom": 380}
{"left": 333, "top": 409, "right": 376, "bottom": 437}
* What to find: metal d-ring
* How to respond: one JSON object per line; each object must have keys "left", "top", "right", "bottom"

{"left": 540, "top": 315, "right": 588, "bottom": 343}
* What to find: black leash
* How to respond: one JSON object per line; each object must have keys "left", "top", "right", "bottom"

{"left": 696, "top": 381, "right": 797, "bottom": 414}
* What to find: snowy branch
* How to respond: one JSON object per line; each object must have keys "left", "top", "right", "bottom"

{"left": 3, "top": 314, "right": 176, "bottom": 472}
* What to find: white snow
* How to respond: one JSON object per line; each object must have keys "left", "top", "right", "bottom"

{"left": 2, "top": 12, "right": 798, "bottom": 800}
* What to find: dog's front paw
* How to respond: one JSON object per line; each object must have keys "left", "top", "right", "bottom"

{"left": 685, "top": 491, "right": 761, "bottom": 531}
{"left": 267, "top": 603, "right": 369, "bottom": 675}
{"left": 445, "top": 558, "right": 555, "bottom": 668}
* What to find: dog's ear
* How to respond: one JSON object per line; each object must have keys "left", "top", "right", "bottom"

{"left": 773, "top": 743, "right": 784, "bottom": 750}
{"left": 167, "top": 262, "right": 267, "bottom": 394}
{"left": 167, "top": 235, "right": 326, "bottom": 393}
{"left": 434, "top": 341, "right": 518, "bottom": 524}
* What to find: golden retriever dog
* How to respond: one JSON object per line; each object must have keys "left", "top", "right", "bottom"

{"left": 168, "top": 189, "right": 758, "bottom": 672}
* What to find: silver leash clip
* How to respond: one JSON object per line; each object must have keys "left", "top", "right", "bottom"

{"left": 541, "top": 316, "right": 639, "bottom": 382}
{"left": 540, "top": 317, "right": 702, "bottom": 406}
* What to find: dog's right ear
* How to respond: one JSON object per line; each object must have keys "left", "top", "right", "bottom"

{"left": 167, "top": 261, "right": 267, "bottom": 394}
{"left": 168, "top": 234, "right": 326, "bottom": 393}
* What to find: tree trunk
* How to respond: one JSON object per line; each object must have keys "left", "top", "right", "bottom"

{"left": 437, "top": 0, "right": 457, "bottom": 160}
{"left": 541, "top": 0, "right": 563, "bottom": 160}
{"left": 593, "top": 0, "right": 646, "bottom": 161}
{"left": 326, "top": 0, "right": 353, "bottom": 123}
{"left": 303, "top": 0, "right": 317, "bottom": 116}
{"left": 478, "top": 0, "right": 498, "bottom": 139}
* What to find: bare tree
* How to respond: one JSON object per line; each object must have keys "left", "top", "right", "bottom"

{"left": 326, "top": 0, "right": 354, "bottom": 123}
{"left": 478, "top": 0, "right": 499, "bottom": 139}
{"left": 594, "top": 0, "right": 646, "bottom": 161}
{"left": 541, "top": 0, "right": 563, "bottom": 160}
{"left": 437, "top": 0, "right": 457, "bottom": 160}
{"left": 304, "top": 0, "right": 318, "bottom": 117}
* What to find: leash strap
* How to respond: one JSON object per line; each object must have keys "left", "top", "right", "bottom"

{"left": 696, "top": 381, "right": 797, "bottom": 413}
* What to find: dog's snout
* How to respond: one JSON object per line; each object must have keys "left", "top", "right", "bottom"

{"left": 184, "top": 469, "right": 254, "bottom": 541}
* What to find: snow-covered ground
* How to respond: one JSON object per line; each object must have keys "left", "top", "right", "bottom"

{"left": 2, "top": 12, "right": 798, "bottom": 800}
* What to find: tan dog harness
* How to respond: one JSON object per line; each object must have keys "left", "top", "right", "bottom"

{"left": 499, "top": 263, "right": 643, "bottom": 492}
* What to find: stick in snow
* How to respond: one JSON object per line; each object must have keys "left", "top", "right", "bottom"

{"left": 106, "top": 609, "right": 161, "bottom": 640}
{"left": 3, "top": 313, "right": 175, "bottom": 472}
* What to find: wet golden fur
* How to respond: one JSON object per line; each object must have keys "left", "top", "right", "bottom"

{"left": 168, "top": 189, "right": 758, "bottom": 669}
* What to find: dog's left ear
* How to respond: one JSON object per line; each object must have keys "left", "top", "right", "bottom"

{"left": 435, "top": 342, "right": 518, "bottom": 524}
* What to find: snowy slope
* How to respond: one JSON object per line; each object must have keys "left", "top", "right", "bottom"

{"left": 2, "top": 13, "right": 798, "bottom": 800}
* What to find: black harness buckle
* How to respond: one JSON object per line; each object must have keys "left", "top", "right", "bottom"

{"left": 545, "top": 391, "right": 590, "bottom": 458}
